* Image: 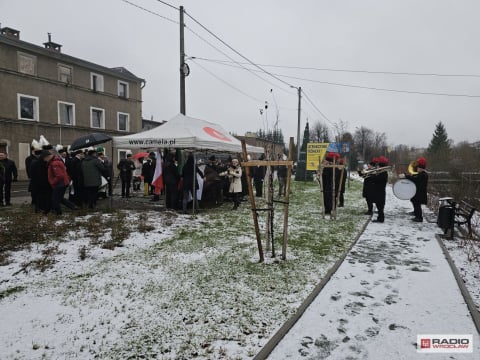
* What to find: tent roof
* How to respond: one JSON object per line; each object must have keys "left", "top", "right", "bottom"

{"left": 112, "top": 113, "right": 264, "bottom": 154}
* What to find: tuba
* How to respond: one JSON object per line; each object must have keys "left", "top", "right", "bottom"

{"left": 407, "top": 160, "right": 418, "bottom": 175}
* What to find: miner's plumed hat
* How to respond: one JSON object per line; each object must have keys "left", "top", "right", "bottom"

{"left": 39, "top": 135, "right": 52, "bottom": 150}
{"left": 416, "top": 157, "right": 427, "bottom": 169}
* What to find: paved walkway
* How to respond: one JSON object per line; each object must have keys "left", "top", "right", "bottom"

{"left": 261, "top": 187, "right": 480, "bottom": 359}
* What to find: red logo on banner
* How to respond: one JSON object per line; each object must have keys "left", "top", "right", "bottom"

{"left": 203, "top": 127, "right": 232, "bottom": 142}
{"left": 421, "top": 339, "right": 431, "bottom": 349}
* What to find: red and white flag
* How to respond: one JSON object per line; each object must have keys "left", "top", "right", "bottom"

{"left": 152, "top": 149, "right": 163, "bottom": 194}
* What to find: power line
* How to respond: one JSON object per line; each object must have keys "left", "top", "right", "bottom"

{"left": 188, "top": 57, "right": 480, "bottom": 79}
{"left": 302, "top": 89, "right": 333, "bottom": 125}
{"left": 152, "top": 0, "right": 178, "bottom": 11}
{"left": 121, "top": 0, "right": 178, "bottom": 24}
{"left": 184, "top": 27, "right": 288, "bottom": 94}
{"left": 183, "top": 10, "right": 296, "bottom": 90}
{"left": 189, "top": 59, "right": 264, "bottom": 103}
{"left": 192, "top": 57, "right": 480, "bottom": 98}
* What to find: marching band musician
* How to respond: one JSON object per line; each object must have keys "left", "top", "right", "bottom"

{"left": 371, "top": 156, "right": 389, "bottom": 223}
{"left": 359, "top": 157, "right": 378, "bottom": 215}
{"left": 405, "top": 157, "right": 428, "bottom": 222}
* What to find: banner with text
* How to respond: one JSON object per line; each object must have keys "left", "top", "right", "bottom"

{"left": 306, "top": 143, "right": 329, "bottom": 171}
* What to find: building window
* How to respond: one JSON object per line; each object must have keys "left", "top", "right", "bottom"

{"left": 90, "top": 73, "right": 104, "bottom": 92}
{"left": 58, "top": 64, "right": 73, "bottom": 83}
{"left": 17, "top": 52, "right": 36, "bottom": 75}
{"left": 58, "top": 101, "right": 75, "bottom": 125}
{"left": 117, "top": 112, "right": 130, "bottom": 131}
{"left": 90, "top": 107, "right": 105, "bottom": 129}
{"left": 118, "top": 81, "right": 129, "bottom": 98}
{"left": 17, "top": 94, "right": 39, "bottom": 121}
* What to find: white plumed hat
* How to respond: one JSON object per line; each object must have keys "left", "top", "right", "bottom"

{"left": 39, "top": 135, "right": 52, "bottom": 150}
{"left": 31, "top": 139, "right": 42, "bottom": 151}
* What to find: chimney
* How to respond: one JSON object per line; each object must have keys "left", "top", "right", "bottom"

{"left": 43, "top": 32, "right": 62, "bottom": 52}
{"left": 0, "top": 26, "right": 20, "bottom": 39}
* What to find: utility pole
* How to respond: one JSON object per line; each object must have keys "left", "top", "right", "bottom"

{"left": 179, "top": 6, "right": 186, "bottom": 115}
{"left": 296, "top": 86, "right": 302, "bottom": 162}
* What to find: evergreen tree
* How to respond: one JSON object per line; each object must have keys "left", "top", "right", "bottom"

{"left": 427, "top": 122, "right": 452, "bottom": 170}
{"left": 295, "top": 122, "right": 312, "bottom": 181}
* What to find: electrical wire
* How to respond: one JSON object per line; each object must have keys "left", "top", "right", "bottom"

{"left": 152, "top": 0, "right": 178, "bottom": 11}
{"left": 192, "top": 56, "right": 480, "bottom": 98}
{"left": 189, "top": 59, "right": 265, "bottom": 103}
{"left": 189, "top": 57, "right": 480, "bottom": 78}
{"left": 121, "top": 0, "right": 178, "bottom": 24}
{"left": 183, "top": 10, "right": 297, "bottom": 90}
{"left": 184, "top": 27, "right": 288, "bottom": 94}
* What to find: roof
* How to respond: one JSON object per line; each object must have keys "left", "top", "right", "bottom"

{"left": 0, "top": 32, "right": 144, "bottom": 83}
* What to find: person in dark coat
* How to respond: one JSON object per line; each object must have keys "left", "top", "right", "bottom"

{"left": 338, "top": 157, "right": 347, "bottom": 207}
{"left": 405, "top": 156, "right": 429, "bottom": 222}
{"left": 163, "top": 153, "right": 180, "bottom": 209}
{"left": 371, "top": 156, "right": 389, "bottom": 223}
{"left": 30, "top": 152, "right": 52, "bottom": 213}
{"left": 117, "top": 152, "right": 136, "bottom": 198}
{"left": 82, "top": 148, "right": 108, "bottom": 209}
{"left": 0, "top": 152, "right": 18, "bottom": 206}
{"left": 252, "top": 154, "right": 266, "bottom": 197}
{"left": 181, "top": 153, "right": 204, "bottom": 213}
{"left": 359, "top": 158, "right": 378, "bottom": 215}
{"left": 67, "top": 150, "right": 85, "bottom": 207}
{"left": 25, "top": 140, "right": 42, "bottom": 205}
{"left": 141, "top": 152, "right": 156, "bottom": 196}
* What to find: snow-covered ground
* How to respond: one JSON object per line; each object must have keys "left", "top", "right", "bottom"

{"left": 0, "top": 179, "right": 478, "bottom": 359}
{"left": 268, "top": 188, "right": 480, "bottom": 359}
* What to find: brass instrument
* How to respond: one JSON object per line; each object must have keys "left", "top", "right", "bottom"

{"left": 360, "top": 166, "right": 391, "bottom": 178}
{"left": 407, "top": 161, "right": 418, "bottom": 175}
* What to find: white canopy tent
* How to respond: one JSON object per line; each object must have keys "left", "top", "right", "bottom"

{"left": 112, "top": 113, "right": 264, "bottom": 214}
{"left": 112, "top": 113, "right": 264, "bottom": 154}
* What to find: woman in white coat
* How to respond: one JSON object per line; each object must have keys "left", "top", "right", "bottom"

{"left": 221, "top": 158, "right": 242, "bottom": 210}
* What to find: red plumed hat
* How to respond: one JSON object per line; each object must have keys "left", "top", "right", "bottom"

{"left": 416, "top": 157, "right": 427, "bottom": 169}
{"left": 325, "top": 152, "right": 335, "bottom": 161}
{"left": 378, "top": 156, "right": 389, "bottom": 166}
{"left": 370, "top": 157, "right": 379, "bottom": 165}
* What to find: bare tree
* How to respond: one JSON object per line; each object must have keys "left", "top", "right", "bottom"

{"left": 310, "top": 120, "right": 331, "bottom": 143}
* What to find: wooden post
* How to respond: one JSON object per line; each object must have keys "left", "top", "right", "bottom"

{"left": 241, "top": 140, "right": 264, "bottom": 262}
{"left": 281, "top": 137, "right": 294, "bottom": 260}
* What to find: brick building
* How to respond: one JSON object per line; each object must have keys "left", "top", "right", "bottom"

{"left": 0, "top": 26, "right": 145, "bottom": 179}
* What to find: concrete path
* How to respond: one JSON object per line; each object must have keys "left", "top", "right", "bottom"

{"left": 262, "top": 187, "right": 480, "bottom": 359}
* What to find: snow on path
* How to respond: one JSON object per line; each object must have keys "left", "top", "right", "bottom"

{"left": 268, "top": 187, "right": 480, "bottom": 359}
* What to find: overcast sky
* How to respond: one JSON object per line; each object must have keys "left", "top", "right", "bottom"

{"left": 2, "top": 0, "right": 480, "bottom": 148}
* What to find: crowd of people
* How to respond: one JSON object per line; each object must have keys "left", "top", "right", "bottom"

{"left": 3, "top": 139, "right": 430, "bottom": 221}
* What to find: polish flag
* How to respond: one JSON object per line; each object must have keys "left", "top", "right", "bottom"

{"left": 152, "top": 149, "right": 163, "bottom": 194}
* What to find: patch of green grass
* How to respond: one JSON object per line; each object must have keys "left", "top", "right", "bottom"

{"left": 0, "top": 285, "right": 26, "bottom": 300}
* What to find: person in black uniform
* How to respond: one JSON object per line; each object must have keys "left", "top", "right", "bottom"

{"left": 359, "top": 158, "right": 378, "bottom": 215}
{"left": 405, "top": 157, "right": 428, "bottom": 222}
{"left": 371, "top": 156, "right": 389, "bottom": 223}
{"left": 252, "top": 154, "right": 266, "bottom": 197}
{"left": 338, "top": 157, "right": 347, "bottom": 207}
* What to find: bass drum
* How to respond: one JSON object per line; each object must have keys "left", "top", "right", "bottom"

{"left": 393, "top": 179, "right": 416, "bottom": 200}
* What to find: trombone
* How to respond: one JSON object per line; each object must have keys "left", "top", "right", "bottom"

{"left": 359, "top": 166, "right": 391, "bottom": 178}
